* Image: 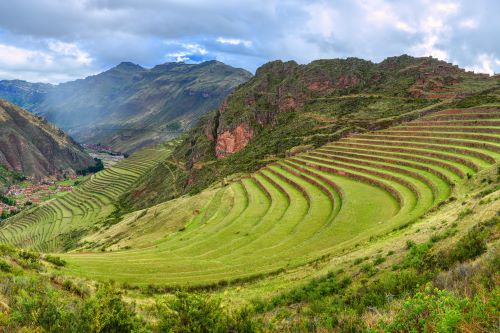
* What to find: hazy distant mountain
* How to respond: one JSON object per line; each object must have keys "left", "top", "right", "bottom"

{"left": 0, "top": 99, "right": 96, "bottom": 179}
{"left": 0, "top": 61, "right": 252, "bottom": 153}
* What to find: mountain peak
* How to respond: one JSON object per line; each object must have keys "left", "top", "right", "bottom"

{"left": 113, "top": 62, "right": 144, "bottom": 71}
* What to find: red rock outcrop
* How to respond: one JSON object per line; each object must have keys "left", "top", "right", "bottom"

{"left": 215, "top": 123, "right": 254, "bottom": 158}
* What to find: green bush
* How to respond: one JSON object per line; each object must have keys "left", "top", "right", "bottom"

{"left": 438, "top": 226, "right": 488, "bottom": 269}
{"left": 0, "top": 259, "right": 13, "bottom": 273}
{"left": 401, "top": 242, "right": 434, "bottom": 271}
{"left": 381, "top": 284, "right": 500, "bottom": 332}
{"left": 78, "top": 283, "right": 147, "bottom": 333}
{"left": 45, "top": 255, "right": 67, "bottom": 267}
{"left": 156, "top": 291, "right": 260, "bottom": 333}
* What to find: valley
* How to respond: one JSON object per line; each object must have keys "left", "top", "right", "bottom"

{"left": 0, "top": 55, "right": 499, "bottom": 332}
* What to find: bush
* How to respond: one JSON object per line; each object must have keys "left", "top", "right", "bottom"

{"left": 0, "top": 259, "right": 13, "bottom": 273}
{"left": 382, "top": 284, "right": 466, "bottom": 332}
{"left": 45, "top": 255, "right": 67, "bottom": 267}
{"left": 380, "top": 284, "right": 500, "bottom": 332}
{"left": 401, "top": 242, "right": 434, "bottom": 271}
{"left": 78, "top": 283, "right": 147, "bottom": 332}
{"left": 156, "top": 292, "right": 260, "bottom": 333}
{"left": 437, "top": 226, "right": 488, "bottom": 269}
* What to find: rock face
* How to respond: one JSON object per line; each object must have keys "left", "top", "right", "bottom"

{"left": 200, "top": 55, "right": 477, "bottom": 159}
{"left": 215, "top": 123, "right": 254, "bottom": 158}
{"left": 0, "top": 61, "right": 252, "bottom": 153}
{"left": 0, "top": 100, "right": 95, "bottom": 179}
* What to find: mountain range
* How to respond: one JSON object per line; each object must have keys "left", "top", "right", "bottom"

{"left": 122, "top": 55, "right": 500, "bottom": 208}
{"left": 0, "top": 61, "right": 252, "bottom": 153}
{"left": 0, "top": 54, "right": 499, "bottom": 331}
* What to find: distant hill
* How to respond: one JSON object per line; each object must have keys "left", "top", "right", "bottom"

{"left": 0, "top": 99, "right": 96, "bottom": 181}
{"left": 121, "top": 55, "right": 500, "bottom": 208}
{"left": 0, "top": 61, "right": 252, "bottom": 153}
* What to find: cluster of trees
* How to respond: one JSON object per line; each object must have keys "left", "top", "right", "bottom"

{"left": 77, "top": 158, "right": 104, "bottom": 176}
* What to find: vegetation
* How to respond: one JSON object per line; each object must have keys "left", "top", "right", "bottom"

{"left": 77, "top": 158, "right": 105, "bottom": 175}
{"left": 0, "top": 56, "right": 499, "bottom": 332}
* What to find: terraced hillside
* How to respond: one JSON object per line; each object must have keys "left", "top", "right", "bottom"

{"left": 52, "top": 106, "right": 500, "bottom": 287}
{"left": 0, "top": 143, "right": 176, "bottom": 252}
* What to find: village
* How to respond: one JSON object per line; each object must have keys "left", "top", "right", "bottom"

{"left": 0, "top": 176, "right": 86, "bottom": 218}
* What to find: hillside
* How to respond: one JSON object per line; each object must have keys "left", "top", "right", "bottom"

{"left": 0, "top": 99, "right": 96, "bottom": 181}
{"left": 0, "top": 61, "right": 252, "bottom": 153}
{"left": 122, "top": 55, "right": 500, "bottom": 209}
{"left": 0, "top": 55, "right": 499, "bottom": 332}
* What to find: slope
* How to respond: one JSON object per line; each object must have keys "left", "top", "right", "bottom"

{"left": 0, "top": 99, "right": 95, "bottom": 179}
{"left": 123, "top": 55, "right": 500, "bottom": 209}
{"left": 1, "top": 104, "right": 495, "bottom": 287}
{"left": 0, "top": 141, "right": 177, "bottom": 252}
{"left": 0, "top": 61, "right": 252, "bottom": 153}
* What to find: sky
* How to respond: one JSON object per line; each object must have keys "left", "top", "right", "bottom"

{"left": 0, "top": 0, "right": 499, "bottom": 83}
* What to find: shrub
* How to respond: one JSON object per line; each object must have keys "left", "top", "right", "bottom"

{"left": 156, "top": 292, "right": 260, "bottom": 333}
{"left": 437, "top": 226, "right": 488, "bottom": 269}
{"left": 382, "top": 285, "right": 466, "bottom": 332}
{"left": 401, "top": 242, "right": 434, "bottom": 271}
{"left": 45, "top": 255, "right": 66, "bottom": 267}
{"left": 373, "top": 256, "right": 386, "bottom": 266}
{"left": 0, "top": 259, "right": 13, "bottom": 273}
{"left": 457, "top": 208, "right": 473, "bottom": 220}
{"left": 78, "top": 283, "right": 147, "bottom": 332}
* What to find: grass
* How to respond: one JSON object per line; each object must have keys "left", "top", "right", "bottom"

{"left": 0, "top": 106, "right": 498, "bottom": 293}
{"left": 0, "top": 144, "right": 175, "bottom": 253}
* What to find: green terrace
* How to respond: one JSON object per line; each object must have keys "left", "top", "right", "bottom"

{"left": 1, "top": 106, "right": 491, "bottom": 287}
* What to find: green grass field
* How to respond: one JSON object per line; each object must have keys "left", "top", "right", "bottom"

{"left": 7, "top": 106, "right": 489, "bottom": 287}
{"left": 0, "top": 143, "right": 176, "bottom": 253}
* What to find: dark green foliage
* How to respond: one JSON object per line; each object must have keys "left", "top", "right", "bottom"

{"left": 0, "top": 259, "right": 12, "bottom": 273}
{"left": 78, "top": 284, "right": 147, "bottom": 333}
{"left": 260, "top": 271, "right": 351, "bottom": 311}
{"left": 0, "top": 195, "right": 15, "bottom": 206}
{"left": 4, "top": 279, "right": 146, "bottom": 333}
{"left": 401, "top": 240, "right": 440, "bottom": 273}
{"left": 45, "top": 255, "right": 67, "bottom": 267}
{"left": 157, "top": 292, "right": 261, "bottom": 333}
{"left": 77, "top": 158, "right": 105, "bottom": 175}
{"left": 437, "top": 223, "right": 490, "bottom": 269}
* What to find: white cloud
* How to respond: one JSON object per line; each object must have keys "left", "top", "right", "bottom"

{"left": 216, "top": 37, "right": 252, "bottom": 47}
{"left": 0, "top": 0, "right": 499, "bottom": 82}
{"left": 357, "top": 0, "right": 416, "bottom": 34}
{"left": 305, "top": 3, "right": 336, "bottom": 38}
{"left": 0, "top": 43, "right": 52, "bottom": 67}
{"left": 0, "top": 40, "right": 95, "bottom": 82}
{"left": 435, "top": 2, "right": 459, "bottom": 14}
{"left": 48, "top": 41, "right": 92, "bottom": 65}
{"left": 410, "top": 16, "right": 449, "bottom": 60}
{"left": 459, "top": 19, "right": 478, "bottom": 29}
{"left": 465, "top": 54, "right": 499, "bottom": 75}
{"left": 165, "top": 42, "right": 208, "bottom": 62}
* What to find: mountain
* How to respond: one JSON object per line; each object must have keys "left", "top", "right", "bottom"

{"left": 0, "top": 99, "right": 96, "bottom": 180}
{"left": 0, "top": 55, "right": 499, "bottom": 331}
{"left": 121, "top": 55, "right": 500, "bottom": 208}
{"left": 0, "top": 80, "right": 52, "bottom": 111}
{"left": 0, "top": 61, "right": 252, "bottom": 153}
